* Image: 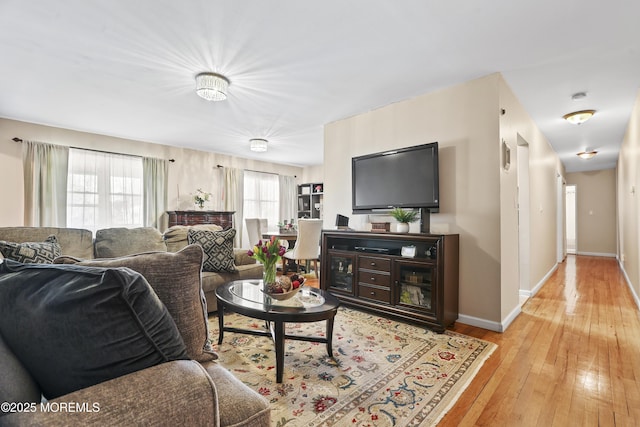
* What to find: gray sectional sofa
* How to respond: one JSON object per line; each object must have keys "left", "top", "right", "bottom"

{"left": 0, "top": 225, "right": 268, "bottom": 426}
{"left": 0, "top": 225, "right": 263, "bottom": 312}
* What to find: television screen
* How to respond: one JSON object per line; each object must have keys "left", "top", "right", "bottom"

{"left": 352, "top": 142, "right": 439, "bottom": 213}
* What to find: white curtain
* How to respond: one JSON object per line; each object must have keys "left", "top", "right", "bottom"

{"left": 67, "top": 149, "right": 143, "bottom": 234}
{"left": 22, "top": 141, "right": 69, "bottom": 227}
{"left": 279, "top": 175, "right": 297, "bottom": 225}
{"left": 243, "top": 171, "right": 280, "bottom": 247}
{"left": 143, "top": 157, "right": 169, "bottom": 231}
{"left": 223, "top": 167, "right": 244, "bottom": 247}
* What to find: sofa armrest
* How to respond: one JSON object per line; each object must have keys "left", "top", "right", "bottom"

{"left": 234, "top": 249, "right": 257, "bottom": 266}
{"left": 2, "top": 360, "right": 219, "bottom": 426}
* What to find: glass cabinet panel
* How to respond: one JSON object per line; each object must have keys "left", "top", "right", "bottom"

{"left": 327, "top": 252, "right": 355, "bottom": 294}
{"left": 396, "top": 262, "right": 435, "bottom": 313}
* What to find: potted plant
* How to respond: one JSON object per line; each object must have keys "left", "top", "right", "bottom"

{"left": 390, "top": 207, "right": 419, "bottom": 233}
{"left": 193, "top": 188, "right": 211, "bottom": 209}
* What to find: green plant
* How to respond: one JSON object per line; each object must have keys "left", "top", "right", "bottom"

{"left": 389, "top": 207, "right": 419, "bottom": 223}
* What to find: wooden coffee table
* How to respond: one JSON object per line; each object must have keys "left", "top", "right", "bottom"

{"left": 215, "top": 280, "right": 340, "bottom": 383}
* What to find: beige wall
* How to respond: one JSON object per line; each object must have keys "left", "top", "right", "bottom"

{"left": 498, "top": 76, "right": 565, "bottom": 313}
{"left": 0, "top": 118, "right": 303, "bottom": 228}
{"left": 323, "top": 73, "right": 563, "bottom": 330}
{"left": 325, "top": 74, "right": 503, "bottom": 325}
{"left": 617, "top": 89, "right": 640, "bottom": 306}
{"left": 566, "top": 169, "right": 617, "bottom": 256}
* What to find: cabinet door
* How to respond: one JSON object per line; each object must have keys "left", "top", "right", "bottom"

{"left": 394, "top": 260, "right": 437, "bottom": 316}
{"left": 326, "top": 251, "right": 356, "bottom": 295}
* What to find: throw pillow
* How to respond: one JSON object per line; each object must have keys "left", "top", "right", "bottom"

{"left": 0, "top": 235, "right": 61, "bottom": 263}
{"left": 55, "top": 244, "right": 217, "bottom": 362}
{"left": 188, "top": 228, "right": 238, "bottom": 273}
{"left": 0, "top": 260, "right": 188, "bottom": 399}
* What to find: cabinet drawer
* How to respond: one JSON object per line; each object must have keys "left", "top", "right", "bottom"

{"left": 358, "top": 271, "right": 390, "bottom": 287}
{"left": 358, "top": 256, "right": 391, "bottom": 272}
{"left": 358, "top": 284, "right": 391, "bottom": 304}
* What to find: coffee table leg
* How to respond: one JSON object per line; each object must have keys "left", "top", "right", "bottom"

{"left": 217, "top": 304, "right": 225, "bottom": 345}
{"left": 274, "top": 321, "right": 285, "bottom": 383}
{"left": 326, "top": 315, "right": 335, "bottom": 358}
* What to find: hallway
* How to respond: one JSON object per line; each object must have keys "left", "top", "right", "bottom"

{"left": 442, "top": 255, "right": 640, "bottom": 426}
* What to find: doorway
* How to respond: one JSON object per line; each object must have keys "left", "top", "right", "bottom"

{"left": 517, "top": 136, "right": 530, "bottom": 293}
{"left": 565, "top": 185, "right": 577, "bottom": 254}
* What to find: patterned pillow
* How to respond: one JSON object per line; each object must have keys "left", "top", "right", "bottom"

{"left": 188, "top": 228, "right": 237, "bottom": 273}
{"left": 0, "top": 235, "right": 61, "bottom": 264}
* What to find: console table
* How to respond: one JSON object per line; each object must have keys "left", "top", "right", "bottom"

{"left": 167, "top": 210, "right": 235, "bottom": 229}
{"left": 320, "top": 230, "right": 459, "bottom": 332}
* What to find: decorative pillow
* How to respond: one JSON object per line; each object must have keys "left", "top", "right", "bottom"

{"left": 55, "top": 244, "right": 217, "bottom": 362}
{"left": 0, "top": 235, "right": 61, "bottom": 263}
{"left": 188, "top": 228, "right": 237, "bottom": 273}
{"left": 0, "top": 260, "right": 188, "bottom": 399}
{"left": 164, "top": 224, "right": 223, "bottom": 252}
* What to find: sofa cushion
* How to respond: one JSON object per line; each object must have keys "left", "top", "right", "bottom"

{"left": 188, "top": 228, "right": 237, "bottom": 273}
{"left": 201, "top": 361, "right": 270, "bottom": 426}
{"left": 0, "top": 260, "right": 188, "bottom": 399}
{"left": 55, "top": 245, "right": 217, "bottom": 362}
{"left": 0, "top": 332, "right": 41, "bottom": 409}
{"left": 94, "top": 227, "right": 167, "bottom": 258}
{"left": 164, "top": 224, "right": 223, "bottom": 253}
{"left": 0, "top": 227, "right": 94, "bottom": 259}
{"left": 0, "top": 235, "right": 61, "bottom": 263}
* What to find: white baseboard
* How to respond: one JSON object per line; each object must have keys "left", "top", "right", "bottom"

{"left": 457, "top": 314, "right": 503, "bottom": 332}
{"left": 618, "top": 259, "right": 640, "bottom": 310}
{"left": 520, "top": 262, "right": 558, "bottom": 299}
{"left": 500, "top": 304, "right": 522, "bottom": 332}
{"left": 576, "top": 251, "right": 617, "bottom": 258}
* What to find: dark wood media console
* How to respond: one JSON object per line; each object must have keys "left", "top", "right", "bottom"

{"left": 320, "top": 230, "right": 459, "bottom": 332}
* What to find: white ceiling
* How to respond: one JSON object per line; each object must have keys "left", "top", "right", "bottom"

{"left": 1, "top": 1, "right": 639, "bottom": 172}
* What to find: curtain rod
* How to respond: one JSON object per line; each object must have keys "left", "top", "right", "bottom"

{"left": 12, "top": 137, "right": 175, "bottom": 162}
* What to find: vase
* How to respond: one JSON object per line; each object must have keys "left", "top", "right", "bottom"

{"left": 262, "top": 262, "right": 277, "bottom": 287}
{"left": 397, "top": 222, "right": 410, "bottom": 233}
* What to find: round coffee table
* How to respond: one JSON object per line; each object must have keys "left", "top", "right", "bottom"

{"left": 215, "top": 279, "right": 340, "bottom": 383}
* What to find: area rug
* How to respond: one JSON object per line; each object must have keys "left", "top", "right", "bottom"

{"left": 209, "top": 308, "right": 496, "bottom": 427}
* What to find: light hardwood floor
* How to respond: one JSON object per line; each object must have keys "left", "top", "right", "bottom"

{"left": 306, "top": 255, "right": 640, "bottom": 426}
{"left": 440, "top": 255, "right": 640, "bottom": 426}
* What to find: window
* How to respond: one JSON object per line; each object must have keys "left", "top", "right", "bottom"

{"left": 67, "top": 148, "right": 143, "bottom": 233}
{"left": 243, "top": 170, "right": 279, "bottom": 230}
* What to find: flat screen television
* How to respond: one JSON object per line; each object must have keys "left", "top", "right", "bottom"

{"left": 352, "top": 142, "right": 439, "bottom": 213}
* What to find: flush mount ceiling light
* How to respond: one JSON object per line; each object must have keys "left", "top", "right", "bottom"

{"left": 250, "top": 138, "right": 268, "bottom": 152}
{"left": 563, "top": 109, "right": 596, "bottom": 125}
{"left": 576, "top": 150, "right": 598, "bottom": 159}
{"left": 195, "top": 72, "right": 229, "bottom": 101}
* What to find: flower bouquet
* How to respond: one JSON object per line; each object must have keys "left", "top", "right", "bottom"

{"left": 193, "top": 188, "right": 211, "bottom": 209}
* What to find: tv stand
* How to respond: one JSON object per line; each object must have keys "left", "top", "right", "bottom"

{"left": 320, "top": 230, "right": 459, "bottom": 332}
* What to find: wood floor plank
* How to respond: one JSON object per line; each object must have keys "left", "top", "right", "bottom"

{"left": 439, "top": 255, "right": 640, "bottom": 426}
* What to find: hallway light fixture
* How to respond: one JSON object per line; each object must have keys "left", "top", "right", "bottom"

{"left": 195, "top": 72, "right": 229, "bottom": 101}
{"left": 250, "top": 138, "right": 268, "bottom": 152}
{"left": 563, "top": 110, "right": 595, "bottom": 125}
{"left": 576, "top": 150, "right": 598, "bottom": 159}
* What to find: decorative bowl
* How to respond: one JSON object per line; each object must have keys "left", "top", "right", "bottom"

{"left": 262, "top": 275, "right": 306, "bottom": 300}
{"left": 262, "top": 286, "right": 302, "bottom": 301}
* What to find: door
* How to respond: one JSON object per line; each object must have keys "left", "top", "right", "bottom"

{"left": 566, "top": 185, "right": 577, "bottom": 254}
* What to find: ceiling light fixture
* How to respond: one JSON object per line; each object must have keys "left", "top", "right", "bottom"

{"left": 195, "top": 72, "right": 229, "bottom": 101}
{"left": 563, "top": 109, "right": 595, "bottom": 125}
{"left": 576, "top": 150, "right": 598, "bottom": 159}
{"left": 250, "top": 138, "right": 268, "bottom": 152}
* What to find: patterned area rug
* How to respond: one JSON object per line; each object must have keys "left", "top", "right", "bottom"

{"left": 209, "top": 308, "right": 496, "bottom": 427}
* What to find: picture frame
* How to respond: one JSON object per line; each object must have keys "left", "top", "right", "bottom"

{"left": 401, "top": 245, "right": 417, "bottom": 258}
